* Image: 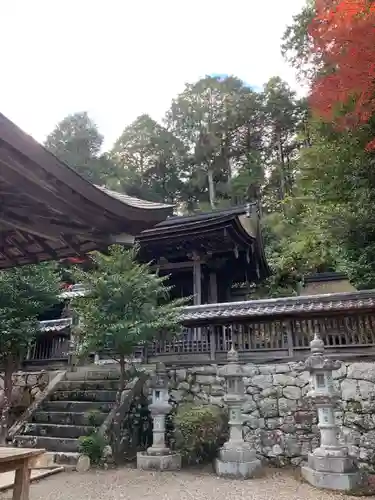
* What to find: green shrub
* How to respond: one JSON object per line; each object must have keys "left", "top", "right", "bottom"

{"left": 173, "top": 403, "right": 228, "bottom": 464}
{"left": 78, "top": 432, "right": 106, "bottom": 465}
{"left": 86, "top": 409, "right": 103, "bottom": 427}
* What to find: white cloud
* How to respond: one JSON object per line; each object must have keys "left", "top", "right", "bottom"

{"left": 0, "top": 0, "right": 305, "bottom": 149}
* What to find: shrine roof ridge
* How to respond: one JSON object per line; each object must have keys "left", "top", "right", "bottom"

{"left": 155, "top": 204, "right": 258, "bottom": 226}
{"left": 179, "top": 289, "right": 375, "bottom": 322}
{"left": 139, "top": 203, "right": 259, "bottom": 237}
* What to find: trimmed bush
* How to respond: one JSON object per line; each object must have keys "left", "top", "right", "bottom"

{"left": 78, "top": 432, "right": 106, "bottom": 465}
{"left": 172, "top": 403, "right": 228, "bottom": 464}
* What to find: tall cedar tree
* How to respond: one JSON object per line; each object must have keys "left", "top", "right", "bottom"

{"left": 71, "top": 246, "right": 186, "bottom": 392}
{"left": 309, "top": 0, "right": 375, "bottom": 148}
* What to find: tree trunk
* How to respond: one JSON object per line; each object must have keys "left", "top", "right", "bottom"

{"left": 207, "top": 167, "right": 216, "bottom": 210}
{"left": 277, "top": 133, "right": 286, "bottom": 201}
{"left": 119, "top": 353, "right": 126, "bottom": 394}
{"left": 0, "top": 360, "right": 13, "bottom": 445}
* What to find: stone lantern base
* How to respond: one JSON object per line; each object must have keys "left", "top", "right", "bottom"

{"left": 215, "top": 446, "right": 261, "bottom": 479}
{"left": 301, "top": 452, "right": 364, "bottom": 491}
{"left": 136, "top": 451, "right": 181, "bottom": 471}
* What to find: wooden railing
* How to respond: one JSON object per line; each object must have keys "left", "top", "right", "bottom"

{"left": 26, "top": 318, "right": 72, "bottom": 364}
{"left": 146, "top": 291, "right": 375, "bottom": 364}
{"left": 25, "top": 290, "right": 375, "bottom": 366}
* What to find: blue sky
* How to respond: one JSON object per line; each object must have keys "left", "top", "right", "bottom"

{"left": 0, "top": 0, "right": 306, "bottom": 149}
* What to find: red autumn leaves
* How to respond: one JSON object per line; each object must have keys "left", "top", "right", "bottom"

{"left": 309, "top": 0, "right": 375, "bottom": 148}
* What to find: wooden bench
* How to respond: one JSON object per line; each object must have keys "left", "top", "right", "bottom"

{"left": 0, "top": 447, "right": 45, "bottom": 500}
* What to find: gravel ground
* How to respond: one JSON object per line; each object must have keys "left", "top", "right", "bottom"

{"left": 0, "top": 467, "right": 369, "bottom": 500}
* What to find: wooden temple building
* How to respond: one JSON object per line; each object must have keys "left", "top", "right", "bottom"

{"left": 2, "top": 112, "right": 375, "bottom": 367}
{"left": 137, "top": 204, "right": 270, "bottom": 304}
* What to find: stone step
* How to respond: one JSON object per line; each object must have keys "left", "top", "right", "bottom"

{"left": 23, "top": 450, "right": 80, "bottom": 470}
{"left": 32, "top": 451, "right": 59, "bottom": 469}
{"left": 50, "top": 390, "right": 118, "bottom": 402}
{"left": 22, "top": 423, "right": 95, "bottom": 439}
{"left": 15, "top": 435, "right": 80, "bottom": 453}
{"left": 65, "top": 369, "right": 120, "bottom": 381}
{"left": 42, "top": 400, "right": 115, "bottom": 413}
{"left": 28, "top": 451, "right": 80, "bottom": 470}
{"left": 57, "top": 379, "right": 120, "bottom": 391}
{"left": 31, "top": 411, "right": 108, "bottom": 426}
{"left": 53, "top": 451, "right": 80, "bottom": 469}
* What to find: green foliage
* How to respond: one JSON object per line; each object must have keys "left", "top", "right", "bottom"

{"left": 111, "top": 114, "right": 187, "bottom": 204}
{"left": 0, "top": 263, "right": 60, "bottom": 441}
{"left": 86, "top": 410, "right": 103, "bottom": 427}
{"left": 281, "top": 0, "right": 317, "bottom": 80}
{"left": 172, "top": 404, "right": 228, "bottom": 464}
{"left": 0, "top": 263, "right": 61, "bottom": 366}
{"left": 71, "top": 245, "right": 186, "bottom": 388}
{"left": 166, "top": 75, "right": 265, "bottom": 209}
{"left": 78, "top": 432, "right": 106, "bottom": 465}
{"left": 45, "top": 112, "right": 117, "bottom": 185}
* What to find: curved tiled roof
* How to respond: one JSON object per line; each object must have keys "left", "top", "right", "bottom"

{"left": 179, "top": 290, "right": 375, "bottom": 322}
{"left": 95, "top": 185, "right": 174, "bottom": 210}
{"left": 0, "top": 113, "right": 174, "bottom": 269}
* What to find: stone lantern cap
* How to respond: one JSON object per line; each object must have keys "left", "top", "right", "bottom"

{"left": 302, "top": 333, "right": 342, "bottom": 372}
{"left": 219, "top": 345, "right": 244, "bottom": 378}
{"left": 151, "top": 362, "right": 168, "bottom": 389}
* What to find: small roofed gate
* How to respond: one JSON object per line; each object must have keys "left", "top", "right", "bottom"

{"left": 146, "top": 290, "right": 375, "bottom": 364}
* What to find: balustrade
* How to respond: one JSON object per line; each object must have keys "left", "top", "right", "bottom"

{"left": 24, "top": 292, "right": 375, "bottom": 366}
{"left": 148, "top": 310, "right": 375, "bottom": 364}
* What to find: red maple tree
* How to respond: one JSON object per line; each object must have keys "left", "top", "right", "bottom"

{"left": 309, "top": 0, "right": 375, "bottom": 148}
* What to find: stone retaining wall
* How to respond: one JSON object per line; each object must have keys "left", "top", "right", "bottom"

{"left": 168, "top": 361, "right": 375, "bottom": 471}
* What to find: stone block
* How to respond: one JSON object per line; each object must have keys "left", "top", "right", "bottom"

{"left": 76, "top": 455, "right": 91, "bottom": 472}
{"left": 341, "top": 379, "right": 359, "bottom": 401}
{"left": 210, "top": 384, "right": 224, "bottom": 396}
{"left": 251, "top": 374, "right": 273, "bottom": 390}
{"left": 273, "top": 374, "right": 296, "bottom": 386}
{"left": 195, "top": 375, "right": 217, "bottom": 385}
{"left": 259, "top": 365, "right": 276, "bottom": 374}
{"left": 243, "top": 364, "right": 260, "bottom": 377}
{"left": 215, "top": 457, "right": 261, "bottom": 479}
{"left": 258, "top": 397, "right": 278, "bottom": 418}
{"left": 278, "top": 398, "right": 297, "bottom": 416}
{"left": 347, "top": 363, "right": 375, "bottom": 382}
{"left": 308, "top": 453, "right": 356, "bottom": 473}
{"left": 136, "top": 452, "right": 181, "bottom": 471}
{"left": 242, "top": 396, "right": 257, "bottom": 413}
{"left": 219, "top": 446, "right": 256, "bottom": 463}
{"left": 301, "top": 465, "right": 363, "bottom": 491}
{"left": 282, "top": 386, "right": 301, "bottom": 400}
{"left": 275, "top": 364, "right": 290, "bottom": 374}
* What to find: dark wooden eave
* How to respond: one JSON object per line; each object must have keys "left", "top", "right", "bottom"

{"left": 0, "top": 113, "right": 174, "bottom": 269}
{"left": 137, "top": 205, "right": 271, "bottom": 281}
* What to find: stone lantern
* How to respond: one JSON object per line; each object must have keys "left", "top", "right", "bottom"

{"left": 137, "top": 362, "right": 181, "bottom": 471}
{"left": 301, "top": 333, "right": 364, "bottom": 491}
{"left": 215, "top": 346, "right": 261, "bottom": 479}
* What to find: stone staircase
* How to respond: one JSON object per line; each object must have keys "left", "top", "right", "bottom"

{"left": 13, "top": 369, "right": 120, "bottom": 466}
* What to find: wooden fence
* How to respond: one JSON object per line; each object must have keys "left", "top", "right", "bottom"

{"left": 26, "top": 291, "right": 375, "bottom": 366}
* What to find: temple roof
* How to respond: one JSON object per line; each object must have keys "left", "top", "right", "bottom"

{"left": 137, "top": 204, "right": 270, "bottom": 281}
{"left": 179, "top": 290, "right": 375, "bottom": 324}
{"left": 0, "top": 113, "right": 173, "bottom": 269}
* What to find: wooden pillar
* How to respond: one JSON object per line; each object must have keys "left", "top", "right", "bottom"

{"left": 209, "top": 272, "right": 218, "bottom": 304}
{"left": 192, "top": 252, "right": 202, "bottom": 305}
{"left": 192, "top": 252, "right": 202, "bottom": 342}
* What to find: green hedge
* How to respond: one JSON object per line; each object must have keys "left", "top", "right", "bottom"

{"left": 172, "top": 403, "right": 228, "bottom": 464}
